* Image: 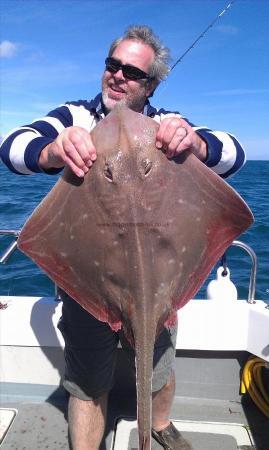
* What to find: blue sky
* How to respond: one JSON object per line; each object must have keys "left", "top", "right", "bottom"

{"left": 1, "top": 0, "right": 268, "bottom": 159}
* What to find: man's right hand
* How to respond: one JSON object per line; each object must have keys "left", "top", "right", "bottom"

{"left": 39, "top": 126, "right": 97, "bottom": 177}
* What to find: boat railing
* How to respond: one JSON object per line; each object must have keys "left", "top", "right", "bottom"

{"left": 0, "top": 229, "right": 20, "bottom": 264}
{"left": 0, "top": 229, "right": 60, "bottom": 300}
{"left": 0, "top": 229, "right": 257, "bottom": 303}
{"left": 232, "top": 240, "right": 257, "bottom": 304}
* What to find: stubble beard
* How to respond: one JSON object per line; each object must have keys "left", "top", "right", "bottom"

{"left": 102, "top": 85, "right": 147, "bottom": 114}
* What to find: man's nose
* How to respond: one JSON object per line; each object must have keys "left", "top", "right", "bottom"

{"left": 113, "top": 69, "right": 125, "bottom": 81}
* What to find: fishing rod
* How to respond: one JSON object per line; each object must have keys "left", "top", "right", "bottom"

{"left": 169, "top": 0, "right": 237, "bottom": 74}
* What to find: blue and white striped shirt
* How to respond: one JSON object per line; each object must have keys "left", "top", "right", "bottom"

{"left": 0, "top": 93, "right": 245, "bottom": 178}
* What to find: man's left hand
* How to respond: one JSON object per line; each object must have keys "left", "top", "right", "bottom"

{"left": 156, "top": 117, "right": 208, "bottom": 161}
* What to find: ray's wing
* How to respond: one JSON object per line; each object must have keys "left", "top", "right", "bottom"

{"left": 17, "top": 105, "right": 253, "bottom": 333}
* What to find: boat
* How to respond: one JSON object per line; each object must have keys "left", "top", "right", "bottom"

{"left": 0, "top": 230, "right": 269, "bottom": 449}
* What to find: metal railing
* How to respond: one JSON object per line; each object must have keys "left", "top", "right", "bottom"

{"left": 0, "top": 229, "right": 257, "bottom": 303}
{"left": 0, "top": 230, "right": 20, "bottom": 264}
{"left": 232, "top": 240, "right": 257, "bottom": 304}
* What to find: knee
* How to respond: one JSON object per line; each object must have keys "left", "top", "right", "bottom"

{"left": 153, "top": 369, "right": 175, "bottom": 397}
{"left": 163, "top": 369, "right": 175, "bottom": 391}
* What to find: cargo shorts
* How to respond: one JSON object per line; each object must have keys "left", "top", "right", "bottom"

{"left": 57, "top": 291, "right": 177, "bottom": 401}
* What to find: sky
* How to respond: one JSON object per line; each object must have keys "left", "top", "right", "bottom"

{"left": 0, "top": 0, "right": 268, "bottom": 160}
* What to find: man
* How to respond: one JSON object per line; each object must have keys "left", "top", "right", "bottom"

{"left": 0, "top": 26, "right": 245, "bottom": 450}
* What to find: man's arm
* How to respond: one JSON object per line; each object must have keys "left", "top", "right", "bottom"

{"left": 153, "top": 111, "right": 245, "bottom": 179}
{"left": 0, "top": 102, "right": 97, "bottom": 176}
{"left": 156, "top": 116, "right": 208, "bottom": 162}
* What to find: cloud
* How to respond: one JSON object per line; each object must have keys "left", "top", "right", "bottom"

{"left": 203, "top": 89, "right": 269, "bottom": 97}
{"left": 0, "top": 40, "right": 19, "bottom": 58}
{"left": 215, "top": 25, "right": 239, "bottom": 36}
{"left": 1, "top": 60, "right": 101, "bottom": 91}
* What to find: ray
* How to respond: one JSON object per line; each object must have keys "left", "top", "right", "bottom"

{"left": 17, "top": 104, "right": 253, "bottom": 449}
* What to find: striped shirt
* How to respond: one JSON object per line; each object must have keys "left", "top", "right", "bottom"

{"left": 0, "top": 93, "right": 245, "bottom": 178}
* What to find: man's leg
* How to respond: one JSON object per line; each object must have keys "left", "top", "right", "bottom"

{"left": 150, "top": 326, "right": 193, "bottom": 450}
{"left": 151, "top": 368, "right": 193, "bottom": 449}
{"left": 68, "top": 393, "right": 108, "bottom": 450}
{"left": 152, "top": 369, "right": 175, "bottom": 431}
{"left": 57, "top": 291, "right": 119, "bottom": 450}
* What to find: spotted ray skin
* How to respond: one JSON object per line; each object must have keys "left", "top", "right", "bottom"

{"left": 18, "top": 105, "right": 253, "bottom": 449}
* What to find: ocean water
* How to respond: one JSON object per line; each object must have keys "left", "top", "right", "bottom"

{"left": 0, "top": 161, "right": 268, "bottom": 301}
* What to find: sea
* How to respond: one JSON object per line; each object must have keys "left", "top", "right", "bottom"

{"left": 0, "top": 160, "right": 268, "bottom": 302}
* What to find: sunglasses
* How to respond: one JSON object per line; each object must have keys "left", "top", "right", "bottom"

{"left": 105, "top": 57, "right": 153, "bottom": 81}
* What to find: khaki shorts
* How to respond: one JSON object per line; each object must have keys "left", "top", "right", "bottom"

{"left": 58, "top": 291, "right": 177, "bottom": 401}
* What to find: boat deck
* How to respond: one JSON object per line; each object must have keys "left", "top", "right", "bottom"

{"left": 0, "top": 391, "right": 267, "bottom": 450}
{"left": 1, "top": 350, "right": 269, "bottom": 450}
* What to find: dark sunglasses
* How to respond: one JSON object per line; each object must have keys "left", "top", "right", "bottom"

{"left": 105, "top": 57, "right": 153, "bottom": 81}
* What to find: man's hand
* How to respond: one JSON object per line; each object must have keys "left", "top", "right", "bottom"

{"left": 39, "top": 126, "right": 97, "bottom": 177}
{"left": 156, "top": 117, "right": 208, "bottom": 161}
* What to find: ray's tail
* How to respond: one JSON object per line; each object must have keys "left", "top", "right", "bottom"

{"left": 134, "top": 319, "right": 157, "bottom": 450}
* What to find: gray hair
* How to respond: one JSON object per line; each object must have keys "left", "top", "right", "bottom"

{"left": 108, "top": 25, "right": 171, "bottom": 82}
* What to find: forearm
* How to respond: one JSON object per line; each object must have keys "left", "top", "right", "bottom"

{"left": 0, "top": 102, "right": 92, "bottom": 175}
{"left": 195, "top": 128, "right": 246, "bottom": 178}
{"left": 0, "top": 105, "right": 70, "bottom": 174}
{"left": 153, "top": 111, "right": 245, "bottom": 178}
{"left": 0, "top": 129, "right": 55, "bottom": 175}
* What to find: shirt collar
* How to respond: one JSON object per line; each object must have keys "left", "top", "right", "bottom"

{"left": 88, "top": 93, "right": 105, "bottom": 119}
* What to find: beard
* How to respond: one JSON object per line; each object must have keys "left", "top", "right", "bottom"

{"left": 101, "top": 78, "right": 148, "bottom": 114}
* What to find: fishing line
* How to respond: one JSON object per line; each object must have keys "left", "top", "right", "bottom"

{"left": 169, "top": 0, "right": 237, "bottom": 74}
{"left": 157, "top": 0, "right": 237, "bottom": 97}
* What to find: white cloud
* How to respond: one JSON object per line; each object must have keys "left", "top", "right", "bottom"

{"left": 215, "top": 25, "right": 239, "bottom": 36}
{"left": 203, "top": 89, "right": 269, "bottom": 96}
{"left": 0, "top": 40, "right": 18, "bottom": 58}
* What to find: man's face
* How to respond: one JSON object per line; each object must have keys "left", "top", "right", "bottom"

{"left": 102, "top": 39, "right": 156, "bottom": 113}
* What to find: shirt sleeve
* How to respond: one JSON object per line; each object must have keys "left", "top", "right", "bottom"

{"left": 0, "top": 102, "right": 96, "bottom": 175}
{"left": 152, "top": 110, "right": 246, "bottom": 179}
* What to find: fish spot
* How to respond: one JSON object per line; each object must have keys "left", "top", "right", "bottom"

{"left": 60, "top": 252, "right": 67, "bottom": 257}
{"left": 100, "top": 229, "right": 105, "bottom": 234}
{"left": 196, "top": 217, "right": 201, "bottom": 222}
{"left": 70, "top": 235, "right": 75, "bottom": 240}
{"left": 177, "top": 199, "right": 184, "bottom": 204}
{"left": 101, "top": 276, "right": 105, "bottom": 282}
{"left": 83, "top": 214, "right": 88, "bottom": 220}
{"left": 113, "top": 240, "right": 119, "bottom": 246}
{"left": 94, "top": 261, "right": 100, "bottom": 267}
{"left": 168, "top": 259, "right": 175, "bottom": 264}
{"left": 179, "top": 262, "right": 183, "bottom": 268}
{"left": 202, "top": 200, "right": 206, "bottom": 205}
{"left": 60, "top": 222, "right": 65, "bottom": 227}
{"left": 181, "top": 246, "right": 186, "bottom": 253}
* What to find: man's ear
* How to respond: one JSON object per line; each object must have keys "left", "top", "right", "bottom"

{"left": 146, "top": 79, "right": 159, "bottom": 98}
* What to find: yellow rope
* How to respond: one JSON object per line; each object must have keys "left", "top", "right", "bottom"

{"left": 241, "top": 356, "right": 269, "bottom": 418}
